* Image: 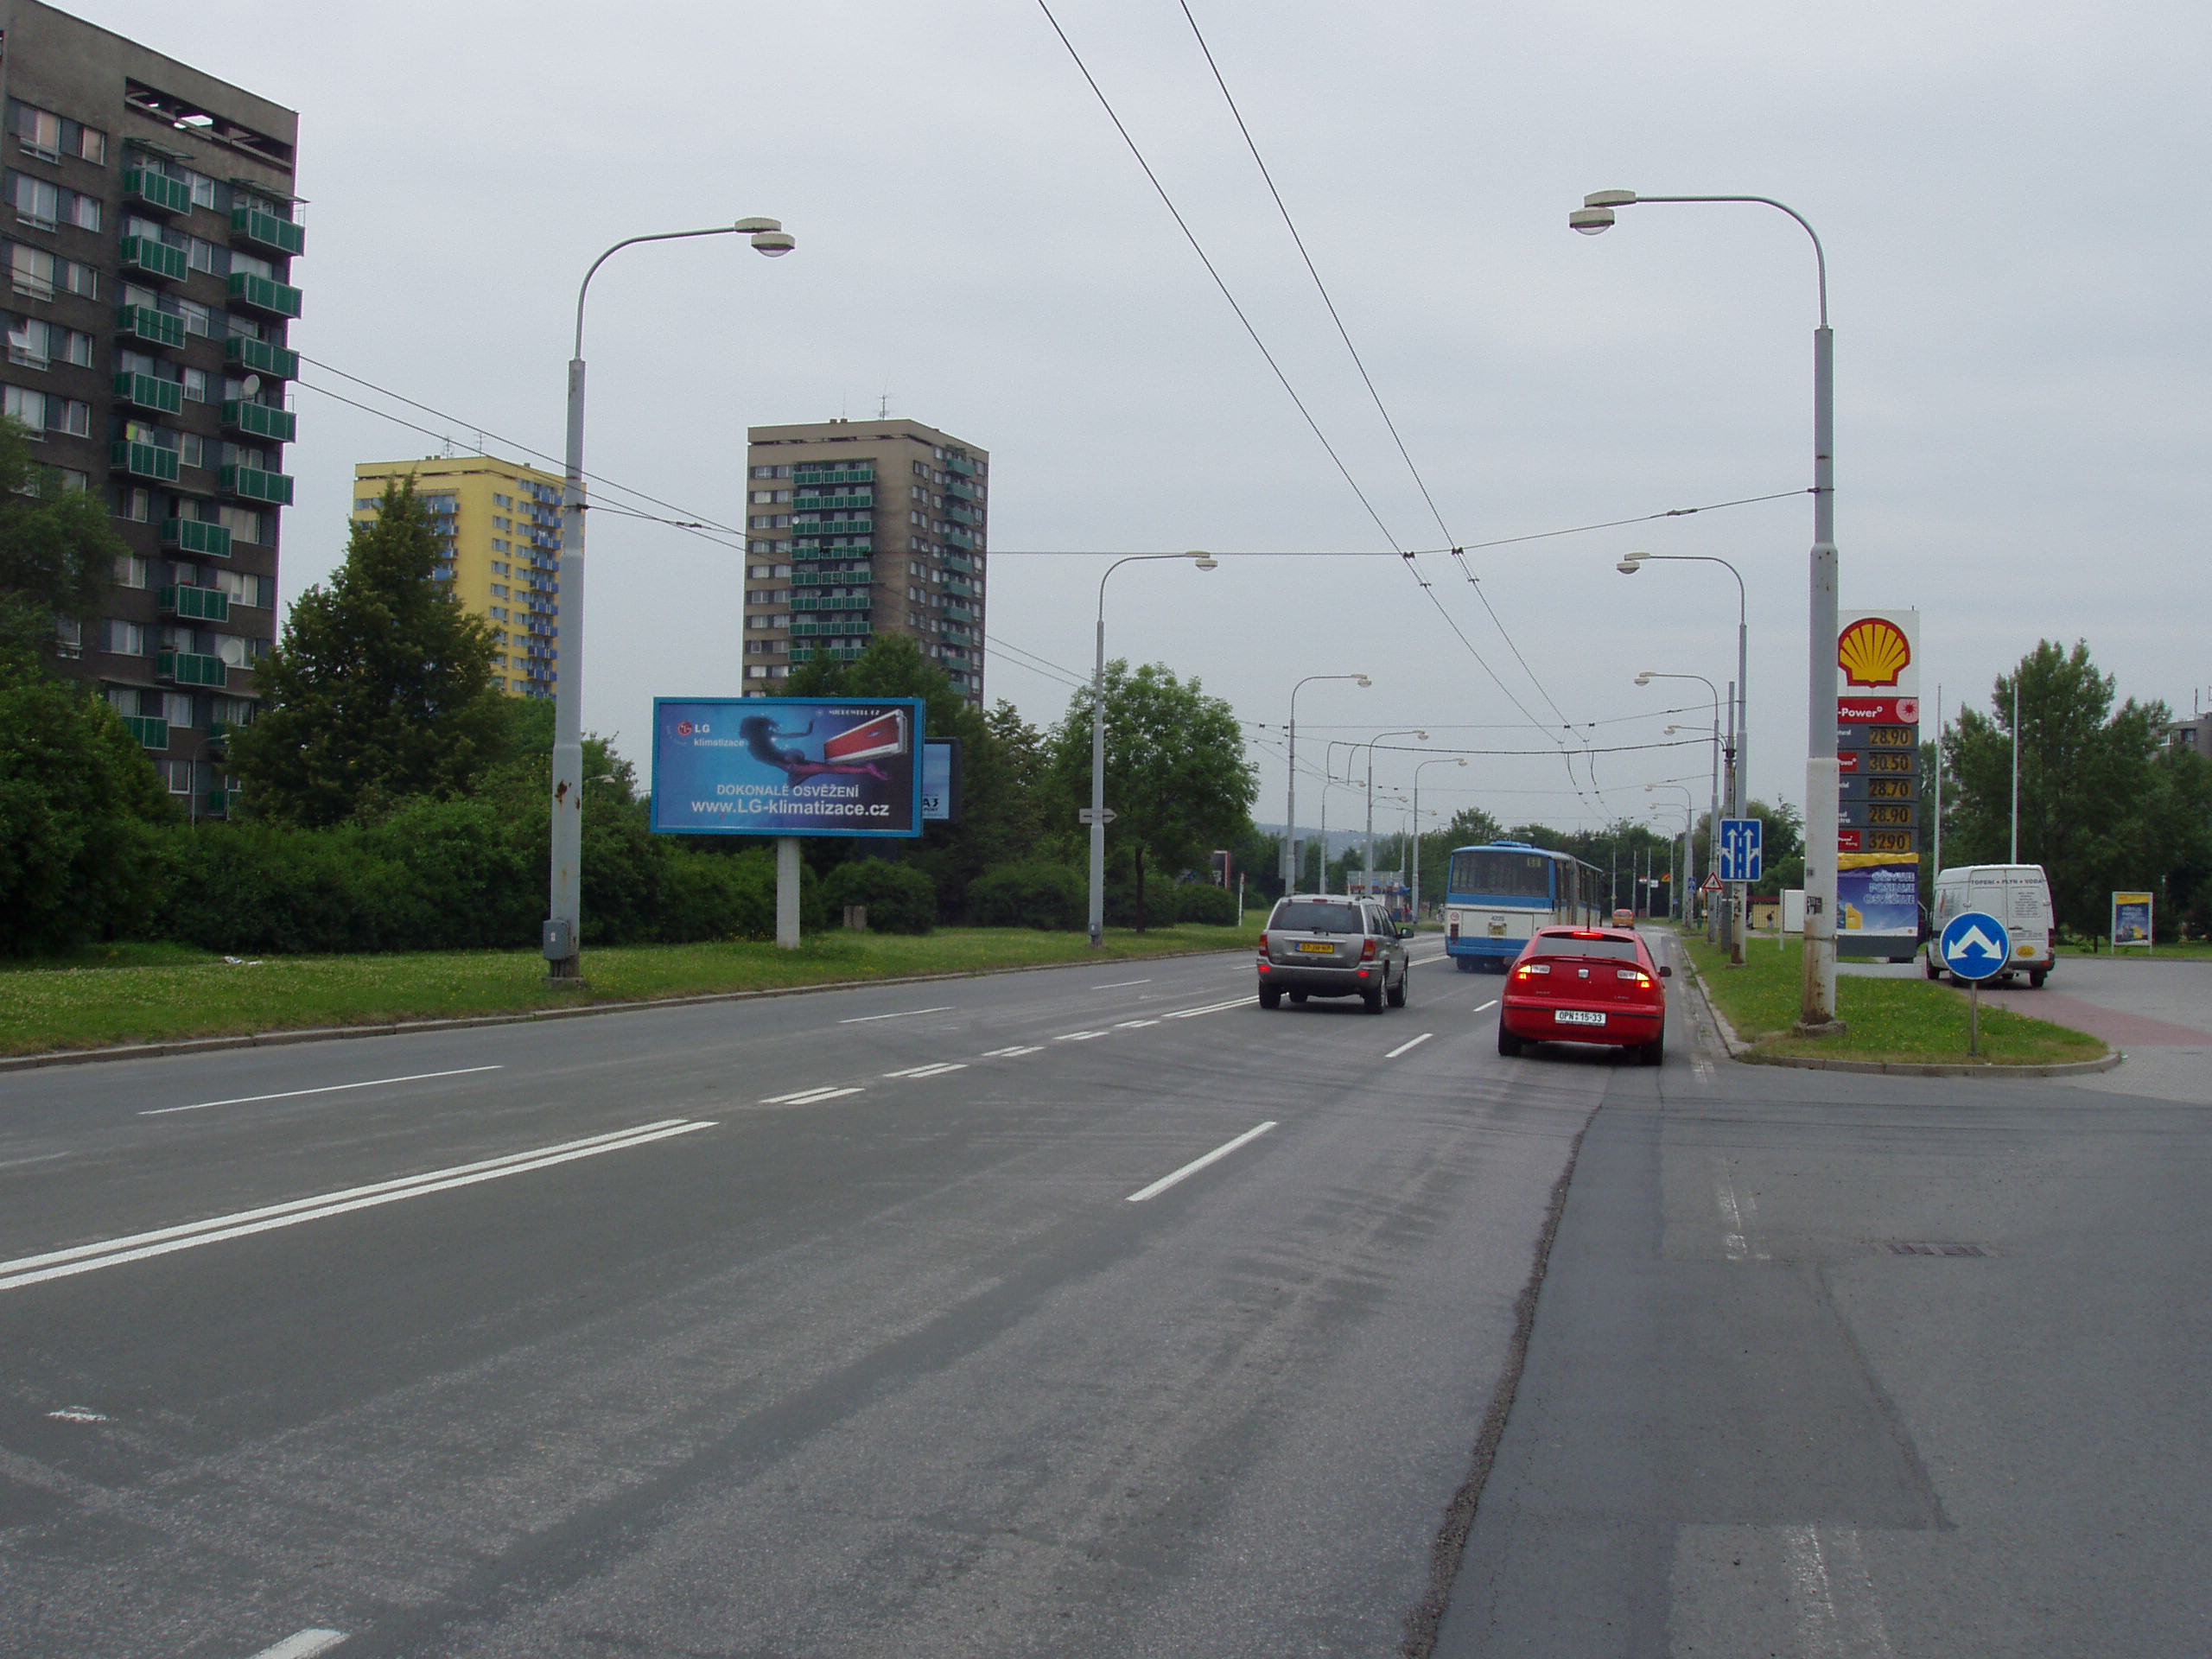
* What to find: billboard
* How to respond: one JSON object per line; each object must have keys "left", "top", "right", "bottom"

{"left": 921, "top": 738, "right": 961, "bottom": 823}
{"left": 1838, "top": 852, "right": 1922, "bottom": 935}
{"left": 2112, "top": 891, "right": 2153, "bottom": 947}
{"left": 650, "top": 696, "right": 925, "bottom": 838}
{"left": 1837, "top": 608, "right": 1922, "bottom": 941}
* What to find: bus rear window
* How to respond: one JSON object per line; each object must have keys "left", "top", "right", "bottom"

{"left": 1450, "top": 850, "right": 1553, "bottom": 900}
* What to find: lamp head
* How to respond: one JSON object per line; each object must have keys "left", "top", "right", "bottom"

{"left": 1636, "top": 671, "right": 1655, "bottom": 686}
{"left": 1569, "top": 207, "right": 1614, "bottom": 235}
{"left": 1354, "top": 675, "right": 1372, "bottom": 688}
{"left": 1455, "top": 757, "right": 1467, "bottom": 767}
{"left": 1415, "top": 730, "right": 1430, "bottom": 741}
{"left": 749, "top": 229, "right": 795, "bottom": 257}
{"left": 1188, "top": 550, "right": 1218, "bottom": 570}
{"left": 734, "top": 217, "right": 782, "bottom": 233}
{"left": 1616, "top": 559, "right": 1641, "bottom": 575}
{"left": 1586, "top": 190, "right": 1638, "bottom": 207}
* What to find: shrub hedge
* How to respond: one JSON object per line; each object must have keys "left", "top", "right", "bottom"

{"left": 966, "top": 861, "right": 1086, "bottom": 930}
{"left": 822, "top": 857, "right": 937, "bottom": 934}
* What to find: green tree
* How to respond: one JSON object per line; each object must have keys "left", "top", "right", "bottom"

{"left": 227, "top": 479, "right": 507, "bottom": 827}
{"left": 0, "top": 416, "right": 130, "bottom": 659}
{"left": 1046, "top": 659, "right": 1256, "bottom": 929}
{"left": 1942, "top": 640, "right": 2178, "bottom": 935}
{"left": 0, "top": 655, "right": 177, "bottom": 953}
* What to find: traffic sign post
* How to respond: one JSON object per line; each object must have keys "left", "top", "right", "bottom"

{"left": 1938, "top": 909, "right": 2010, "bottom": 1058}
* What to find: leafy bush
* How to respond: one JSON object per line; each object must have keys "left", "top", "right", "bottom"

{"left": 967, "top": 861, "right": 1085, "bottom": 930}
{"left": 1174, "top": 881, "right": 1241, "bottom": 925}
{"left": 822, "top": 856, "right": 936, "bottom": 934}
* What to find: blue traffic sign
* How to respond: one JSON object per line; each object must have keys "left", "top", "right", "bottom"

{"left": 1939, "top": 911, "right": 2010, "bottom": 982}
{"left": 1717, "top": 817, "right": 1764, "bottom": 883}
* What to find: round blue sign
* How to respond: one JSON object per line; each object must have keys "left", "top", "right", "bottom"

{"left": 1938, "top": 910, "right": 2011, "bottom": 982}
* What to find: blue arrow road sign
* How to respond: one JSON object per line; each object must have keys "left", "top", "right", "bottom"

{"left": 1717, "top": 817, "right": 1763, "bottom": 883}
{"left": 1939, "top": 911, "right": 2011, "bottom": 982}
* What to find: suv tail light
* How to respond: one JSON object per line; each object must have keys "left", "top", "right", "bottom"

{"left": 1257, "top": 931, "right": 1269, "bottom": 956}
{"left": 1361, "top": 938, "right": 1378, "bottom": 961}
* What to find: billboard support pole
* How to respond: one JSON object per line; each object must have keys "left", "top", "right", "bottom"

{"left": 777, "top": 836, "right": 802, "bottom": 950}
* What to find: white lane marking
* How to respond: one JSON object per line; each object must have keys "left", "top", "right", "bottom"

{"left": 1782, "top": 1525, "right": 1896, "bottom": 1658}
{"left": 1162, "top": 997, "right": 1253, "bottom": 1019}
{"left": 47, "top": 1408, "right": 108, "bottom": 1422}
{"left": 1694, "top": 1058, "right": 1715, "bottom": 1085}
{"left": 1125, "top": 1122, "right": 1278, "bottom": 1204}
{"left": 761, "top": 1085, "right": 863, "bottom": 1105}
{"left": 1055, "top": 1030, "right": 1109, "bottom": 1042}
{"left": 1092, "top": 978, "right": 1152, "bottom": 989}
{"left": 1472, "top": 999, "right": 1498, "bottom": 1014}
{"left": 982, "top": 1046, "right": 1043, "bottom": 1058}
{"left": 0, "top": 1122, "right": 714, "bottom": 1295}
{"left": 882, "top": 1063, "right": 968, "bottom": 1080}
{"left": 1384, "top": 1033, "right": 1434, "bottom": 1059}
{"left": 1715, "top": 1167, "right": 1767, "bottom": 1262}
{"left": 142, "top": 1065, "right": 504, "bottom": 1117}
{"left": 248, "top": 1632, "right": 347, "bottom": 1659}
{"left": 1114, "top": 1019, "right": 1160, "bottom": 1028}
{"left": 837, "top": 1006, "right": 955, "bottom": 1024}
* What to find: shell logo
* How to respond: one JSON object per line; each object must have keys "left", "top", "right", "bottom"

{"left": 1838, "top": 616, "right": 1911, "bottom": 689}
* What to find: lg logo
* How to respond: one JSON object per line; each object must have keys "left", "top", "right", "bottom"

{"left": 676, "top": 721, "right": 712, "bottom": 737}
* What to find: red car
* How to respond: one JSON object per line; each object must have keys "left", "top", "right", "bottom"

{"left": 1497, "top": 926, "right": 1671, "bottom": 1065}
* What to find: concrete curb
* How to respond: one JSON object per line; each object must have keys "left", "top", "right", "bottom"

{"left": 0, "top": 944, "right": 1255, "bottom": 1075}
{"left": 1675, "top": 950, "right": 2124, "bottom": 1079}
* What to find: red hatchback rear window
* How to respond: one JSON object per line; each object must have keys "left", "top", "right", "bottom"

{"left": 1528, "top": 931, "right": 1643, "bottom": 962}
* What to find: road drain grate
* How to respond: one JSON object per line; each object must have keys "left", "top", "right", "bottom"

{"left": 1885, "top": 1241, "right": 1993, "bottom": 1257}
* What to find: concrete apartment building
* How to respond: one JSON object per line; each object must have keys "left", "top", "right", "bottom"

{"left": 10, "top": 0, "right": 300, "bottom": 815}
{"left": 745, "top": 417, "right": 986, "bottom": 705}
{"left": 353, "top": 455, "right": 564, "bottom": 698}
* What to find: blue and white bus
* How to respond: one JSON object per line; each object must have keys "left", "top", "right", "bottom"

{"left": 1444, "top": 841, "right": 1608, "bottom": 971}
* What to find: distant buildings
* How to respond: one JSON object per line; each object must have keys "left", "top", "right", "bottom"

{"left": 744, "top": 417, "right": 987, "bottom": 705}
{"left": 353, "top": 456, "right": 564, "bottom": 699}
{"left": 14, "top": 0, "right": 301, "bottom": 816}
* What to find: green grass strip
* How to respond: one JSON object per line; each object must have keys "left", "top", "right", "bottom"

{"left": 1680, "top": 931, "right": 2107, "bottom": 1066}
{"left": 0, "top": 925, "right": 1264, "bottom": 1059}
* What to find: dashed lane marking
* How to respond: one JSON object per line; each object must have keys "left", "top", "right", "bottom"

{"left": 1125, "top": 1121, "right": 1278, "bottom": 1203}
{"left": 838, "top": 1006, "right": 955, "bottom": 1024}
{"left": 247, "top": 1632, "right": 347, "bottom": 1659}
{"left": 1114, "top": 1019, "right": 1160, "bottom": 1028}
{"left": 1384, "top": 1033, "right": 1434, "bottom": 1059}
{"left": 762, "top": 1085, "right": 864, "bottom": 1105}
{"left": 1163, "top": 997, "right": 1253, "bottom": 1019}
{"left": 1055, "top": 1030, "right": 1110, "bottom": 1042}
{"left": 143, "top": 1065, "right": 504, "bottom": 1117}
{"left": 982, "top": 1046, "right": 1043, "bottom": 1058}
{"left": 1472, "top": 1000, "right": 1498, "bottom": 1014}
{"left": 882, "top": 1063, "right": 969, "bottom": 1080}
{"left": 1091, "top": 978, "right": 1153, "bottom": 989}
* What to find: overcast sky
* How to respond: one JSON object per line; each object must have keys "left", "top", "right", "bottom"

{"left": 88, "top": 0, "right": 2209, "bottom": 837}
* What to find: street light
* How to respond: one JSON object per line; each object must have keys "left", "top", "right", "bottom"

{"left": 1355, "top": 730, "right": 1428, "bottom": 899}
{"left": 1647, "top": 783, "right": 1695, "bottom": 924}
{"left": 544, "top": 216, "right": 794, "bottom": 979}
{"left": 1638, "top": 671, "right": 1723, "bottom": 941}
{"left": 1617, "top": 550, "right": 1747, "bottom": 819}
{"left": 1410, "top": 755, "right": 1467, "bottom": 922}
{"left": 1286, "top": 674, "right": 1371, "bottom": 894}
{"left": 1572, "top": 186, "right": 1840, "bottom": 1029}
{"left": 1088, "top": 551, "right": 1218, "bottom": 947}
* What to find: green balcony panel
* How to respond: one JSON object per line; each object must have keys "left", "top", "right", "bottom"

{"left": 230, "top": 206, "right": 306, "bottom": 257}
{"left": 113, "top": 371, "right": 184, "bottom": 415}
{"left": 124, "top": 167, "right": 193, "bottom": 215}
{"left": 788, "top": 647, "right": 817, "bottom": 664}
{"left": 223, "top": 399, "right": 296, "bottom": 442}
{"left": 947, "top": 454, "right": 976, "bottom": 477}
{"left": 161, "top": 517, "right": 233, "bottom": 557}
{"left": 944, "top": 526, "right": 976, "bottom": 549}
{"left": 120, "top": 236, "right": 189, "bottom": 282}
{"left": 225, "top": 336, "right": 299, "bottom": 380}
{"left": 945, "top": 477, "right": 979, "bottom": 501}
{"left": 220, "top": 465, "right": 295, "bottom": 505}
{"left": 111, "top": 439, "right": 181, "bottom": 482}
{"left": 118, "top": 304, "right": 188, "bottom": 350}
{"left": 941, "top": 553, "right": 975, "bottom": 575}
{"left": 227, "top": 271, "right": 302, "bottom": 320}
{"left": 795, "top": 517, "right": 872, "bottom": 537}
{"left": 156, "top": 650, "right": 227, "bottom": 688}
{"left": 120, "top": 714, "right": 168, "bottom": 749}
{"left": 793, "top": 491, "right": 873, "bottom": 512}
{"left": 792, "top": 465, "right": 874, "bottom": 486}
{"left": 200, "top": 786, "right": 242, "bottom": 816}
{"left": 946, "top": 504, "right": 980, "bottom": 526}
{"left": 159, "top": 585, "right": 231, "bottom": 622}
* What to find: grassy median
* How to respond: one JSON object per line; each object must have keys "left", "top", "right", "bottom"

{"left": 0, "top": 925, "right": 1262, "bottom": 1058}
{"left": 1681, "top": 933, "right": 2107, "bottom": 1066}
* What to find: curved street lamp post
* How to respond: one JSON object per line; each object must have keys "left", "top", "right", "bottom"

{"left": 1573, "top": 188, "right": 1840, "bottom": 1028}
{"left": 1357, "top": 731, "right": 1428, "bottom": 904}
{"left": 545, "top": 217, "right": 794, "bottom": 979}
{"left": 1410, "top": 755, "right": 1467, "bottom": 921}
{"left": 1638, "top": 671, "right": 1723, "bottom": 942}
{"left": 1284, "top": 674, "right": 1371, "bottom": 896}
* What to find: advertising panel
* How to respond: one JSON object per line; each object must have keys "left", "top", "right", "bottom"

{"left": 650, "top": 696, "right": 925, "bottom": 838}
{"left": 1838, "top": 852, "right": 1923, "bottom": 935}
{"left": 1837, "top": 608, "right": 1922, "bottom": 949}
{"left": 921, "top": 738, "right": 961, "bottom": 823}
{"left": 2112, "top": 891, "right": 2154, "bottom": 948}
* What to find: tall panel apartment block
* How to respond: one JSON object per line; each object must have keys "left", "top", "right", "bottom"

{"left": 744, "top": 418, "right": 986, "bottom": 707}
{"left": 6, "top": 0, "right": 300, "bottom": 815}
{"left": 353, "top": 456, "right": 565, "bottom": 698}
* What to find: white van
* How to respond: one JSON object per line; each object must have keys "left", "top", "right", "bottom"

{"left": 1928, "top": 864, "right": 2056, "bottom": 988}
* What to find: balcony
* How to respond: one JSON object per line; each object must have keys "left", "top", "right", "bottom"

{"left": 161, "top": 517, "right": 233, "bottom": 557}
{"left": 947, "top": 454, "right": 976, "bottom": 477}
{"left": 945, "top": 477, "right": 978, "bottom": 502}
{"left": 792, "top": 516, "right": 872, "bottom": 537}
{"left": 223, "top": 399, "right": 296, "bottom": 442}
{"left": 227, "top": 271, "right": 302, "bottom": 320}
{"left": 117, "top": 304, "right": 188, "bottom": 350}
{"left": 942, "top": 576, "right": 976, "bottom": 599}
{"left": 120, "top": 236, "right": 189, "bottom": 282}
{"left": 943, "top": 526, "right": 976, "bottom": 550}
{"left": 946, "top": 504, "right": 980, "bottom": 527}
{"left": 941, "top": 552, "right": 976, "bottom": 575}
{"left": 124, "top": 167, "right": 193, "bottom": 215}
{"left": 787, "top": 620, "right": 872, "bottom": 639}
{"left": 119, "top": 714, "right": 168, "bottom": 749}
{"left": 225, "top": 336, "right": 299, "bottom": 380}
{"left": 792, "top": 491, "right": 873, "bottom": 511}
{"left": 156, "top": 650, "right": 227, "bottom": 688}
{"left": 111, "top": 439, "right": 181, "bottom": 482}
{"left": 201, "top": 786, "right": 242, "bottom": 816}
{"left": 113, "top": 370, "right": 184, "bottom": 416}
{"left": 231, "top": 206, "right": 306, "bottom": 257}
{"left": 792, "top": 465, "right": 874, "bottom": 486}
{"left": 791, "top": 594, "right": 872, "bottom": 613}
{"left": 220, "top": 465, "right": 295, "bottom": 505}
{"left": 159, "top": 584, "right": 231, "bottom": 622}
{"left": 943, "top": 624, "right": 975, "bottom": 645}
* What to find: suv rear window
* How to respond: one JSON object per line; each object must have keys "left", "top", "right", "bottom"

{"left": 1270, "top": 900, "right": 1361, "bottom": 933}
{"left": 1529, "top": 931, "right": 1641, "bottom": 961}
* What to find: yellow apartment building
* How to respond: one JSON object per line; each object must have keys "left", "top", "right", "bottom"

{"left": 353, "top": 454, "right": 563, "bottom": 697}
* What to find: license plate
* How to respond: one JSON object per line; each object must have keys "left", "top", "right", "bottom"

{"left": 1297, "top": 941, "right": 1335, "bottom": 954}
{"left": 1555, "top": 1009, "right": 1606, "bottom": 1027}
{"left": 1488, "top": 921, "right": 1507, "bottom": 937}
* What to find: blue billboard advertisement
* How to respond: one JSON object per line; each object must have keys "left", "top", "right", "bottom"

{"left": 650, "top": 697, "right": 925, "bottom": 838}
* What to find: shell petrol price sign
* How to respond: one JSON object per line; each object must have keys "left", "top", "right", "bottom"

{"left": 1836, "top": 609, "right": 1922, "bottom": 953}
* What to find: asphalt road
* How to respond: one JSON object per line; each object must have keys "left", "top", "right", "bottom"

{"left": 4, "top": 939, "right": 2209, "bottom": 1658}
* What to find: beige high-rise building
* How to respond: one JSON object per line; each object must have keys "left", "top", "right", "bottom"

{"left": 744, "top": 417, "right": 986, "bottom": 706}
{"left": 353, "top": 454, "right": 563, "bottom": 697}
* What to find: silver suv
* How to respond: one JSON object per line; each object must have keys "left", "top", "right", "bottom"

{"left": 1257, "top": 895, "right": 1412, "bottom": 1014}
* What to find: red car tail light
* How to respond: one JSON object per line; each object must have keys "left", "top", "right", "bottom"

{"left": 1514, "top": 963, "right": 1549, "bottom": 979}
{"left": 1257, "top": 931, "right": 1269, "bottom": 955}
{"left": 1617, "top": 969, "right": 1652, "bottom": 987}
{"left": 1361, "top": 938, "right": 1378, "bottom": 961}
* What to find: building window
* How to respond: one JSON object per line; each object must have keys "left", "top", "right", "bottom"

{"left": 9, "top": 100, "right": 106, "bottom": 164}
{"left": 217, "top": 505, "right": 264, "bottom": 544}
{"left": 7, "top": 171, "right": 100, "bottom": 232}
{"left": 182, "top": 366, "right": 210, "bottom": 403}
{"left": 105, "top": 620, "right": 147, "bottom": 655}
{"left": 0, "top": 382, "right": 74, "bottom": 435}
{"left": 114, "top": 554, "right": 149, "bottom": 588}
